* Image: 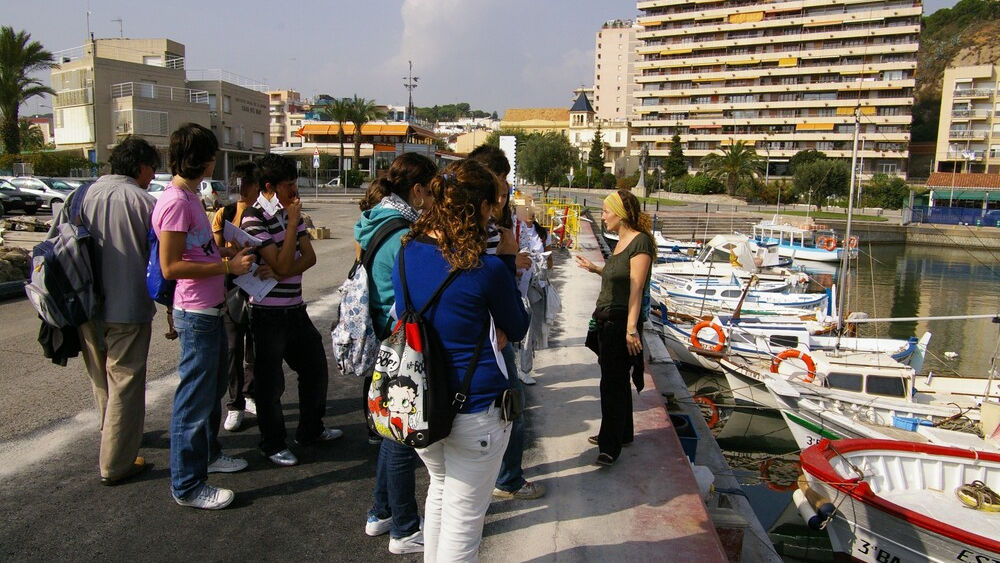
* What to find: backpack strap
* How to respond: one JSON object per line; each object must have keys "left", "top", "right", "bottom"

{"left": 397, "top": 244, "right": 460, "bottom": 317}
{"left": 452, "top": 319, "right": 490, "bottom": 411}
{"left": 68, "top": 181, "right": 94, "bottom": 227}
{"left": 361, "top": 216, "right": 411, "bottom": 274}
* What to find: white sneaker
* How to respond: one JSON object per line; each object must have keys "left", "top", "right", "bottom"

{"left": 244, "top": 398, "right": 257, "bottom": 415}
{"left": 365, "top": 514, "right": 392, "bottom": 537}
{"left": 174, "top": 484, "right": 234, "bottom": 510}
{"left": 266, "top": 449, "right": 298, "bottom": 466}
{"left": 207, "top": 454, "right": 248, "bottom": 473}
{"left": 223, "top": 410, "right": 244, "bottom": 431}
{"left": 388, "top": 530, "right": 424, "bottom": 554}
{"left": 519, "top": 371, "right": 536, "bottom": 385}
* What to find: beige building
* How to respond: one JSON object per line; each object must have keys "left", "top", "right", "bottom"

{"left": 454, "top": 129, "right": 494, "bottom": 154}
{"left": 268, "top": 89, "right": 306, "bottom": 150}
{"left": 500, "top": 108, "right": 570, "bottom": 135}
{"left": 51, "top": 38, "right": 209, "bottom": 165}
{"left": 594, "top": 20, "right": 639, "bottom": 123}
{"left": 188, "top": 71, "right": 269, "bottom": 177}
{"left": 567, "top": 92, "right": 631, "bottom": 175}
{"left": 633, "top": 0, "right": 920, "bottom": 177}
{"left": 935, "top": 64, "right": 1000, "bottom": 174}
{"left": 50, "top": 38, "right": 268, "bottom": 179}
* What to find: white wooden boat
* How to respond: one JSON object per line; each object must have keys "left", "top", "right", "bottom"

{"left": 798, "top": 439, "right": 1000, "bottom": 562}
{"left": 653, "top": 233, "right": 794, "bottom": 283}
{"left": 750, "top": 217, "right": 858, "bottom": 263}
{"left": 662, "top": 279, "right": 830, "bottom": 315}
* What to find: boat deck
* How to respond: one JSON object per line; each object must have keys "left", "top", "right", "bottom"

{"left": 878, "top": 489, "right": 1000, "bottom": 542}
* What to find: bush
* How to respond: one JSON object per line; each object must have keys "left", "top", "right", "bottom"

{"left": 599, "top": 173, "right": 616, "bottom": 190}
{"left": 344, "top": 169, "right": 366, "bottom": 188}
{"left": 0, "top": 151, "right": 98, "bottom": 177}
{"left": 686, "top": 174, "right": 724, "bottom": 194}
{"left": 862, "top": 174, "right": 910, "bottom": 209}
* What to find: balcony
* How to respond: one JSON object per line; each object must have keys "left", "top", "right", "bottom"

{"left": 941, "top": 150, "right": 985, "bottom": 161}
{"left": 950, "top": 109, "right": 992, "bottom": 119}
{"left": 947, "top": 129, "right": 988, "bottom": 139}
{"left": 953, "top": 88, "right": 995, "bottom": 98}
{"left": 53, "top": 87, "right": 93, "bottom": 108}
{"left": 110, "top": 82, "right": 209, "bottom": 104}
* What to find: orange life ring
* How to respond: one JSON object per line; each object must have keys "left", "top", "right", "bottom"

{"left": 848, "top": 236, "right": 859, "bottom": 249}
{"left": 692, "top": 395, "right": 720, "bottom": 428}
{"left": 816, "top": 236, "right": 836, "bottom": 251}
{"left": 759, "top": 458, "right": 801, "bottom": 492}
{"left": 690, "top": 321, "right": 725, "bottom": 352}
{"left": 770, "top": 349, "right": 817, "bottom": 383}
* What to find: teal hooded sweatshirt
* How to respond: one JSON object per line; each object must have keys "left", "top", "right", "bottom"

{"left": 353, "top": 205, "right": 412, "bottom": 339}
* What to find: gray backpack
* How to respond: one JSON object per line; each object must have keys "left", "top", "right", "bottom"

{"left": 24, "top": 183, "right": 101, "bottom": 327}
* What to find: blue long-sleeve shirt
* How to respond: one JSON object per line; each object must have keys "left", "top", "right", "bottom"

{"left": 392, "top": 236, "right": 530, "bottom": 413}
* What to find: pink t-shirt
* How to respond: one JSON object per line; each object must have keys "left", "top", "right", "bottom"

{"left": 151, "top": 185, "right": 224, "bottom": 309}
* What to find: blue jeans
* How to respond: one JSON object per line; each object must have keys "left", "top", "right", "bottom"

{"left": 369, "top": 438, "right": 421, "bottom": 539}
{"left": 170, "top": 309, "right": 228, "bottom": 500}
{"left": 495, "top": 343, "right": 526, "bottom": 493}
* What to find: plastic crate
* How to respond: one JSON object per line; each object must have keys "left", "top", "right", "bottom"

{"left": 670, "top": 413, "right": 699, "bottom": 462}
{"left": 892, "top": 416, "right": 932, "bottom": 432}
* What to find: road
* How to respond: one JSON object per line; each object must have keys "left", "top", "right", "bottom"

{"left": 0, "top": 198, "right": 431, "bottom": 561}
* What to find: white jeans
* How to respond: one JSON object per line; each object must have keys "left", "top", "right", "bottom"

{"left": 417, "top": 406, "right": 511, "bottom": 563}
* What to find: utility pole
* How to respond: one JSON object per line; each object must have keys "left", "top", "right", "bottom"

{"left": 402, "top": 60, "right": 419, "bottom": 123}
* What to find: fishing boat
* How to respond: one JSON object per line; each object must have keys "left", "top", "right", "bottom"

{"left": 653, "top": 233, "right": 794, "bottom": 283}
{"left": 749, "top": 216, "right": 858, "bottom": 263}
{"left": 661, "top": 278, "right": 829, "bottom": 316}
{"left": 797, "top": 438, "right": 1000, "bottom": 562}
{"left": 603, "top": 230, "right": 701, "bottom": 261}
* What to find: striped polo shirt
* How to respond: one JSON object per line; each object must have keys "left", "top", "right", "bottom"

{"left": 241, "top": 202, "right": 308, "bottom": 307}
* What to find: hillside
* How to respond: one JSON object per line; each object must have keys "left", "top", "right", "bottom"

{"left": 911, "top": 0, "right": 1000, "bottom": 142}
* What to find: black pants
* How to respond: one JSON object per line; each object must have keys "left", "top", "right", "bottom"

{"left": 595, "top": 314, "right": 634, "bottom": 461}
{"left": 222, "top": 309, "right": 255, "bottom": 410}
{"left": 250, "top": 305, "right": 329, "bottom": 455}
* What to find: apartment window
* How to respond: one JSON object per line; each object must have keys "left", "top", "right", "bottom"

{"left": 693, "top": 96, "right": 712, "bottom": 104}
{"left": 883, "top": 70, "right": 904, "bottom": 81}
{"left": 208, "top": 94, "right": 217, "bottom": 112}
{"left": 816, "top": 142, "right": 835, "bottom": 150}
{"left": 615, "top": 132, "right": 621, "bottom": 142}
{"left": 877, "top": 162, "right": 898, "bottom": 174}
{"left": 990, "top": 145, "right": 1000, "bottom": 158}
{"left": 137, "top": 82, "right": 156, "bottom": 98}
{"left": 223, "top": 126, "right": 232, "bottom": 144}
{"left": 728, "top": 94, "right": 756, "bottom": 103}
{"left": 878, "top": 107, "right": 902, "bottom": 116}
{"left": 816, "top": 108, "right": 836, "bottom": 116}
{"left": 223, "top": 95, "right": 231, "bottom": 113}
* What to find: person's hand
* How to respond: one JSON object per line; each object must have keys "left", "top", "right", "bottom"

{"left": 626, "top": 330, "right": 643, "bottom": 356}
{"left": 575, "top": 254, "right": 596, "bottom": 273}
{"left": 286, "top": 197, "right": 302, "bottom": 225}
{"left": 497, "top": 227, "right": 517, "bottom": 255}
{"left": 496, "top": 328, "right": 508, "bottom": 349}
{"left": 515, "top": 252, "right": 532, "bottom": 270}
{"left": 255, "top": 263, "right": 276, "bottom": 280}
{"left": 229, "top": 247, "right": 255, "bottom": 276}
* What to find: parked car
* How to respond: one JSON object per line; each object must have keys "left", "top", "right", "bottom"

{"left": 0, "top": 179, "right": 42, "bottom": 216}
{"left": 2, "top": 176, "right": 69, "bottom": 210}
{"left": 321, "top": 177, "right": 341, "bottom": 188}
{"left": 147, "top": 180, "right": 169, "bottom": 200}
{"left": 199, "top": 180, "right": 227, "bottom": 210}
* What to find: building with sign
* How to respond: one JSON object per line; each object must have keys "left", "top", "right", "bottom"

{"left": 632, "top": 0, "right": 920, "bottom": 178}
{"left": 292, "top": 121, "right": 438, "bottom": 178}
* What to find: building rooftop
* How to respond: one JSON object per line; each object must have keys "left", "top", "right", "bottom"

{"left": 926, "top": 172, "right": 1000, "bottom": 190}
{"left": 502, "top": 108, "right": 570, "bottom": 123}
{"left": 570, "top": 92, "right": 595, "bottom": 113}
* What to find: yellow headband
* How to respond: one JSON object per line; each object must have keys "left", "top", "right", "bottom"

{"left": 604, "top": 192, "right": 627, "bottom": 221}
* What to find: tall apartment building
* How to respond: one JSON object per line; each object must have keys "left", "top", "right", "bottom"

{"left": 633, "top": 0, "right": 920, "bottom": 177}
{"left": 267, "top": 90, "right": 305, "bottom": 150}
{"left": 50, "top": 38, "right": 268, "bottom": 178}
{"left": 935, "top": 64, "right": 1000, "bottom": 174}
{"left": 594, "top": 20, "right": 639, "bottom": 123}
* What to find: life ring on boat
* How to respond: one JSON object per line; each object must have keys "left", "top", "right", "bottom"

{"left": 770, "top": 349, "right": 817, "bottom": 383}
{"left": 692, "top": 395, "right": 720, "bottom": 428}
{"left": 816, "top": 236, "right": 836, "bottom": 251}
{"left": 690, "top": 321, "right": 726, "bottom": 352}
{"left": 759, "top": 458, "right": 801, "bottom": 492}
{"left": 848, "top": 236, "right": 859, "bottom": 249}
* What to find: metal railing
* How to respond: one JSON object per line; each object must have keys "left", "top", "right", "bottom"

{"left": 950, "top": 109, "right": 992, "bottom": 118}
{"left": 947, "top": 130, "right": 989, "bottom": 139}
{"left": 54, "top": 87, "right": 93, "bottom": 108}
{"left": 186, "top": 69, "right": 269, "bottom": 92}
{"left": 953, "top": 88, "right": 995, "bottom": 97}
{"left": 110, "top": 82, "right": 209, "bottom": 104}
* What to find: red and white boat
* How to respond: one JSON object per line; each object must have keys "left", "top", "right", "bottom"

{"left": 798, "top": 439, "right": 1000, "bottom": 563}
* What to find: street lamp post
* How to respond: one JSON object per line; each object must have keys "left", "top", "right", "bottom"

{"left": 587, "top": 166, "right": 592, "bottom": 189}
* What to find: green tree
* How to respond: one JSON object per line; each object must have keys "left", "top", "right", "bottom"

{"left": 0, "top": 27, "right": 55, "bottom": 155}
{"left": 787, "top": 149, "right": 827, "bottom": 176}
{"left": 663, "top": 134, "right": 687, "bottom": 179}
{"left": 587, "top": 125, "right": 605, "bottom": 175}
{"left": 18, "top": 118, "right": 45, "bottom": 151}
{"left": 793, "top": 159, "right": 851, "bottom": 210}
{"left": 700, "top": 140, "right": 762, "bottom": 197}
{"left": 348, "top": 95, "right": 382, "bottom": 185}
{"left": 863, "top": 173, "right": 910, "bottom": 209}
{"left": 519, "top": 131, "right": 573, "bottom": 199}
{"left": 321, "top": 97, "right": 352, "bottom": 179}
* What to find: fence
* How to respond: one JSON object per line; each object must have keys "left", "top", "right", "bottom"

{"left": 910, "top": 205, "right": 1000, "bottom": 227}
{"left": 538, "top": 198, "right": 583, "bottom": 250}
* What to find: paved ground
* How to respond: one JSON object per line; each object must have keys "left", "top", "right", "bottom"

{"left": 0, "top": 197, "right": 726, "bottom": 562}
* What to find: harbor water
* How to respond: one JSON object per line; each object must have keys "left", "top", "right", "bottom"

{"left": 676, "top": 242, "right": 1000, "bottom": 562}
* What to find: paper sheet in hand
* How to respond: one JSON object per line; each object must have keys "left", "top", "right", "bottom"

{"left": 224, "top": 221, "right": 264, "bottom": 247}
{"left": 233, "top": 263, "right": 277, "bottom": 301}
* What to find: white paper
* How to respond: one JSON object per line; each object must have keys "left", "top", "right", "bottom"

{"left": 223, "top": 221, "right": 264, "bottom": 247}
{"left": 233, "top": 263, "right": 278, "bottom": 301}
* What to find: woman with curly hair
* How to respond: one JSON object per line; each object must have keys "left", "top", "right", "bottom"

{"left": 394, "top": 159, "right": 530, "bottom": 562}
{"left": 574, "top": 189, "right": 655, "bottom": 467}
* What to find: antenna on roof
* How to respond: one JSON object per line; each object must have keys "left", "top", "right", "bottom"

{"left": 111, "top": 18, "right": 124, "bottom": 38}
{"left": 403, "top": 60, "right": 419, "bottom": 123}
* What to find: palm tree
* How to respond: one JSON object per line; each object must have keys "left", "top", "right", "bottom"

{"left": 18, "top": 119, "right": 45, "bottom": 151}
{"left": 322, "top": 98, "right": 351, "bottom": 181}
{"left": 348, "top": 95, "right": 382, "bottom": 184}
{"left": 700, "top": 140, "right": 763, "bottom": 197}
{"left": 0, "top": 27, "right": 55, "bottom": 155}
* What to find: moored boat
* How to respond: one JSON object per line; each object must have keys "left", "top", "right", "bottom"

{"left": 750, "top": 216, "right": 858, "bottom": 263}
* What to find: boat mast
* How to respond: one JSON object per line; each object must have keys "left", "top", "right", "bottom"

{"left": 836, "top": 107, "right": 861, "bottom": 340}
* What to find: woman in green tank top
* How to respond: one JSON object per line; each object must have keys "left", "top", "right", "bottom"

{"left": 575, "top": 190, "right": 656, "bottom": 466}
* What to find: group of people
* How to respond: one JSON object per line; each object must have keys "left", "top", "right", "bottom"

{"left": 65, "top": 121, "right": 654, "bottom": 561}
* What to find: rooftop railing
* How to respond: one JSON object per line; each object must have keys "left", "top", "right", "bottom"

{"left": 110, "top": 82, "right": 209, "bottom": 104}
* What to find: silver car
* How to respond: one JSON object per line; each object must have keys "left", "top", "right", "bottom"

{"left": 3, "top": 176, "right": 72, "bottom": 209}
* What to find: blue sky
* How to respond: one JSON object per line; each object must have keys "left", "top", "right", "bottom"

{"left": 8, "top": 0, "right": 959, "bottom": 115}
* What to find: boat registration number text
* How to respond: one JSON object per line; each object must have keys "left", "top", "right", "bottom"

{"left": 956, "top": 549, "right": 1000, "bottom": 563}
{"left": 857, "top": 540, "right": 900, "bottom": 563}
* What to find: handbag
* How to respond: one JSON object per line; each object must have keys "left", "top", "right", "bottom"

{"left": 226, "top": 286, "right": 249, "bottom": 327}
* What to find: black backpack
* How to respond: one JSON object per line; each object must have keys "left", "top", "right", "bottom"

{"left": 365, "top": 247, "right": 487, "bottom": 448}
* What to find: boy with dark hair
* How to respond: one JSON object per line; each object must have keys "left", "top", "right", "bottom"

{"left": 241, "top": 153, "right": 341, "bottom": 467}
{"left": 153, "top": 123, "right": 255, "bottom": 510}
{"left": 73, "top": 136, "right": 160, "bottom": 486}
